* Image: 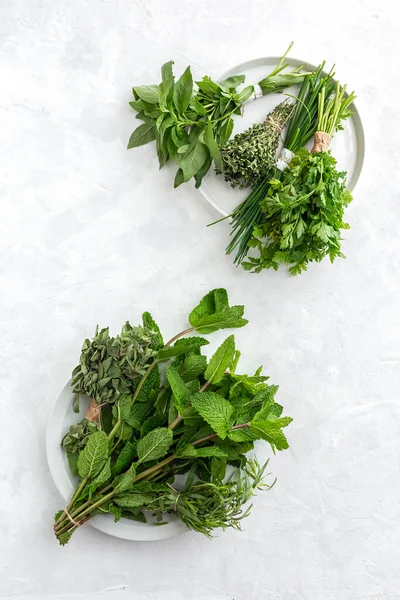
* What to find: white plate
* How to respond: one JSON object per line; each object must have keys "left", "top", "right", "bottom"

{"left": 46, "top": 381, "right": 188, "bottom": 541}
{"left": 199, "top": 57, "right": 365, "bottom": 217}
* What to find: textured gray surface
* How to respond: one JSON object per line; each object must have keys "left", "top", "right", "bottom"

{"left": 1, "top": 0, "right": 399, "bottom": 598}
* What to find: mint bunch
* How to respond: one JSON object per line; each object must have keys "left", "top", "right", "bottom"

{"left": 53, "top": 289, "right": 292, "bottom": 545}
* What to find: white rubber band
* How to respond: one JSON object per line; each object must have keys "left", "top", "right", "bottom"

{"left": 276, "top": 148, "right": 294, "bottom": 172}
{"left": 253, "top": 83, "right": 263, "bottom": 99}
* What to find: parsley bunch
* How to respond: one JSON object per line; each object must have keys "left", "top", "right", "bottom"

{"left": 224, "top": 63, "right": 336, "bottom": 264}
{"left": 243, "top": 82, "right": 356, "bottom": 275}
{"left": 53, "top": 289, "right": 292, "bottom": 545}
{"left": 245, "top": 150, "right": 352, "bottom": 274}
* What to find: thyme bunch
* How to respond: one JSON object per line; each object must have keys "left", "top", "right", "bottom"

{"left": 218, "top": 101, "right": 292, "bottom": 189}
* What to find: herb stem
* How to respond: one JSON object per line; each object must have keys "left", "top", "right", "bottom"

{"left": 54, "top": 476, "right": 88, "bottom": 528}
{"left": 168, "top": 415, "right": 182, "bottom": 430}
{"left": 199, "top": 381, "right": 211, "bottom": 393}
{"left": 164, "top": 327, "right": 194, "bottom": 347}
{"left": 56, "top": 422, "right": 252, "bottom": 536}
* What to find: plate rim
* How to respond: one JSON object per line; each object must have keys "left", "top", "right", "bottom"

{"left": 46, "top": 380, "right": 189, "bottom": 542}
{"left": 199, "top": 55, "right": 365, "bottom": 217}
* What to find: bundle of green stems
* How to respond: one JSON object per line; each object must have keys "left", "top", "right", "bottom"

{"left": 225, "top": 63, "right": 336, "bottom": 265}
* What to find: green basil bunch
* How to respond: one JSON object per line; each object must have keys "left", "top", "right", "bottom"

{"left": 128, "top": 61, "right": 253, "bottom": 188}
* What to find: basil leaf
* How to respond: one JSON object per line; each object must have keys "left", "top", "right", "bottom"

{"left": 204, "top": 120, "right": 222, "bottom": 171}
{"left": 173, "top": 66, "right": 193, "bottom": 114}
{"left": 235, "top": 85, "right": 254, "bottom": 103}
{"left": 180, "top": 141, "right": 208, "bottom": 182}
{"left": 132, "top": 85, "right": 159, "bottom": 104}
{"left": 159, "top": 77, "right": 174, "bottom": 109}
{"left": 219, "top": 75, "right": 246, "bottom": 90}
{"left": 127, "top": 124, "right": 156, "bottom": 149}
{"left": 194, "top": 155, "right": 212, "bottom": 189}
{"left": 174, "top": 169, "right": 185, "bottom": 188}
{"left": 161, "top": 60, "right": 174, "bottom": 82}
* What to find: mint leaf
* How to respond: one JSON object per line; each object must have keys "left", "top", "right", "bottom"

{"left": 127, "top": 399, "right": 154, "bottom": 429}
{"left": 227, "top": 428, "right": 256, "bottom": 442}
{"left": 88, "top": 457, "right": 112, "bottom": 494}
{"left": 127, "top": 123, "right": 157, "bottom": 148}
{"left": 107, "top": 502, "right": 122, "bottom": 522}
{"left": 176, "top": 444, "right": 228, "bottom": 458}
{"left": 77, "top": 430, "right": 109, "bottom": 479}
{"left": 140, "top": 414, "right": 165, "bottom": 437}
{"left": 137, "top": 427, "right": 173, "bottom": 463}
{"left": 114, "top": 493, "right": 154, "bottom": 509}
{"left": 157, "top": 337, "right": 209, "bottom": 360}
{"left": 113, "top": 463, "right": 137, "bottom": 494}
{"left": 116, "top": 421, "right": 134, "bottom": 441}
{"left": 250, "top": 417, "right": 293, "bottom": 451}
{"left": 195, "top": 446, "right": 228, "bottom": 458}
{"left": 180, "top": 352, "right": 207, "bottom": 382}
{"left": 131, "top": 482, "right": 170, "bottom": 493}
{"left": 166, "top": 366, "right": 190, "bottom": 413}
{"left": 133, "top": 365, "right": 160, "bottom": 402}
{"left": 112, "top": 441, "right": 137, "bottom": 476}
{"left": 67, "top": 450, "right": 79, "bottom": 476}
{"left": 142, "top": 312, "right": 164, "bottom": 348}
{"left": 191, "top": 392, "right": 233, "bottom": 439}
{"left": 58, "top": 530, "right": 73, "bottom": 546}
{"left": 189, "top": 288, "right": 248, "bottom": 334}
{"left": 175, "top": 444, "right": 198, "bottom": 458}
{"left": 112, "top": 394, "right": 132, "bottom": 422}
{"left": 204, "top": 335, "right": 235, "bottom": 384}
{"left": 172, "top": 66, "right": 193, "bottom": 114}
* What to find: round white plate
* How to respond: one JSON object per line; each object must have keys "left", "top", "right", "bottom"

{"left": 199, "top": 57, "right": 365, "bottom": 217}
{"left": 46, "top": 381, "right": 188, "bottom": 541}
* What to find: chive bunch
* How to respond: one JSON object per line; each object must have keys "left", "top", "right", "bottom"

{"left": 243, "top": 82, "right": 356, "bottom": 274}
{"left": 225, "top": 63, "right": 336, "bottom": 265}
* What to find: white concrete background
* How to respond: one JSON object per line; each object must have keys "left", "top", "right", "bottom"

{"left": 0, "top": 0, "right": 399, "bottom": 598}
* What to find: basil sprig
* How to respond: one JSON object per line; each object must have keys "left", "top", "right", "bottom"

{"left": 128, "top": 61, "right": 253, "bottom": 188}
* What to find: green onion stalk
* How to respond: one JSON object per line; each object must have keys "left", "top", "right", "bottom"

{"left": 256, "top": 41, "right": 312, "bottom": 97}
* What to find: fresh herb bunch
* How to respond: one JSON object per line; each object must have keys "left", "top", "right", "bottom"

{"left": 128, "top": 61, "right": 253, "bottom": 188}
{"left": 128, "top": 47, "right": 311, "bottom": 189}
{"left": 222, "top": 63, "right": 337, "bottom": 265}
{"left": 218, "top": 101, "right": 293, "bottom": 189}
{"left": 132, "top": 459, "right": 274, "bottom": 538}
{"left": 243, "top": 83, "right": 356, "bottom": 275}
{"left": 71, "top": 321, "right": 160, "bottom": 411}
{"left": 53, "top": 288, "right": 292, "bottom": 545}
{"left": 246, "top": 150, "right": 352, "bottom": 274}
{"left": 195, "top": 75, "right": 254, "bottom": 146}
